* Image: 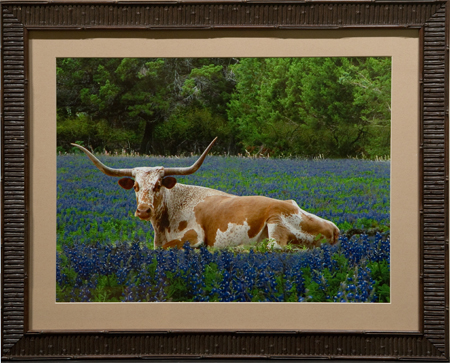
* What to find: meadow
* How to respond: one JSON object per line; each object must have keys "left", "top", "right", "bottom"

{"left": 57, "top": 154, "right": 390, "bottom": 303}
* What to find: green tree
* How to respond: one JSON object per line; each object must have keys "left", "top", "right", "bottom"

{"left": 227, "top": 57, "right": 391, "bottom": 158}
{"left": 339, "top": 57, "right": 391, "bottom": 157}
{"left": 57, "top": 56, "right": 391, "bottom": 158}
{"left": 57, "top": 58, "right": 237, "bottom": 154}
{"left": 155, "top": 59, "right": 238, "bottom": 154}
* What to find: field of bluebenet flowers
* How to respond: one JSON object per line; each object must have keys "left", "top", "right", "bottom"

{"left": 57, "top": 154, "right": 390, "bottom": 303}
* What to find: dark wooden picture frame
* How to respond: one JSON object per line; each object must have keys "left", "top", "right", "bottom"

{"left": 1, "top": 0, "right": 448, "bottom": 360}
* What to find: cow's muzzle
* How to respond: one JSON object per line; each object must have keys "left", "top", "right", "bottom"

{"left": 136, "top": 204, "right": 151, "bottom": 220}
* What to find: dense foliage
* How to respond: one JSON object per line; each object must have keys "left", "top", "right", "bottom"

{"left": 57, "top": 154, "right": 390, "bottom": 302}
{"left": 57, "top": 57, "right": 391, "bottom": 158}
{"left": 57, "top": 236, "right": 390, "bottom": 303}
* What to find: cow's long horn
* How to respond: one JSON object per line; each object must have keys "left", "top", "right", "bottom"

{"left": 164, "top": 137, "right": 217, "bottom": 176}
{"left": 70, "top": 143, "right": 134, "bottom": 177}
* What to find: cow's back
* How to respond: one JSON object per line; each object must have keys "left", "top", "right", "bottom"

{"left": 194, "top": 195, "right": 299, "bottom": 247}
{"left": 166, "top": 186, "right": 339, "bottom": 248}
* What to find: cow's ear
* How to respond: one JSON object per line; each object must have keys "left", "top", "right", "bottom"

{"left": 118, "top": 178, "right": 135, "bottom": 190}
{"left": 162, "top": 176, "right": 177, "bottom": 189}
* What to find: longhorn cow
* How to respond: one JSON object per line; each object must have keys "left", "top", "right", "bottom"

{"left": 72, "top": 139, "right": 339, "bottom": 249}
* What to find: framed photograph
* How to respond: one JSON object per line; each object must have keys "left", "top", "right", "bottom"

{"left": 1, "top": 0, "right": 448, "bottom": 360}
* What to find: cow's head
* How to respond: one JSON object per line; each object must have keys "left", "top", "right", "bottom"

{"left": 71, "top": 138, "right": 217, "bottom": 221}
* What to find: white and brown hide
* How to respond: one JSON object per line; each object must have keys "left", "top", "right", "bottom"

{"left": 72, "top": 141, "right": 339, "bottom": 250}
{"left": 118, "top": 167, "right": 339, "bottom": 249}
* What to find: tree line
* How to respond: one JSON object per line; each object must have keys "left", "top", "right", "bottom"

{"left": 57, "top": 57, "right": 391, "bottom": 158}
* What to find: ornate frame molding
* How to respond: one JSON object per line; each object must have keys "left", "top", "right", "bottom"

{"left": 1, "top": 1, "right": 448, "bottom": 360}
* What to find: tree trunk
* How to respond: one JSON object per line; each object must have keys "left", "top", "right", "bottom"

{"left": 140, "top": 120, "right": 157, "bottom": 155}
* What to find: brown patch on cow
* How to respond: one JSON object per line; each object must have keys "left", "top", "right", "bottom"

{"left": 299, "top": 213, "right": 333, "bottom": 243}
{"left": 158, "top": 206, "right": 170, "bottom": 234}
{"left": 266, "top": 221, "right": 297, "bottom": 246}
{"left": 268, "top": 220, "right": 320, "bottom": 248}
{"left": 178, "top": 220, "right": 188, "bottom": 231}
{"left": 194, "top": 195, "right": 299, "bottom": 246}
{"left": 182, "top": 229, "right": 198, "bottom": 244}
{"left": 163, "top": 229, "right": 198, "bottom": 249}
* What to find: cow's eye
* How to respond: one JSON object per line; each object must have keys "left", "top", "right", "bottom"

{"left": 134, "top": 183, "right": 139, "bottom": 192}
{"left": 153, "top": 181, "right": 161, "bottom": 191}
